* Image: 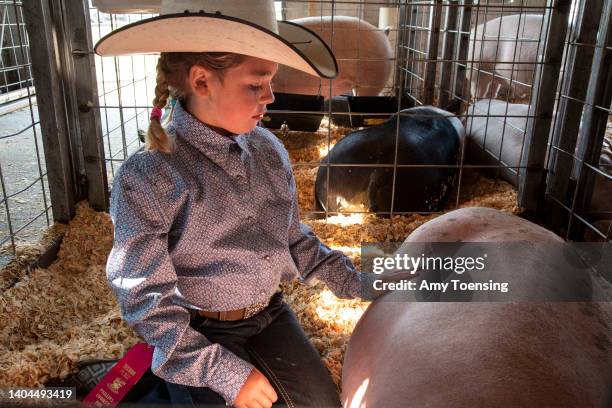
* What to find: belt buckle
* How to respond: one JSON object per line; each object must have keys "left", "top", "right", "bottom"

{"left": 196, "top": 291, "right": 278, "bottom": 321}
{"left": 243, "top": 300, "right": 267, "bottom": 319}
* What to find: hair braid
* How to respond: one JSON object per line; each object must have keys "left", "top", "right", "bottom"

{"left": 146, "top": 56, "right": 174, "bottom": 153}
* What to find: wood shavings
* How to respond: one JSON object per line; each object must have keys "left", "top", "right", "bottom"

{"left": 0, "top": 127, "right": 518, "bottom": 394}
{"left": 0, "top": 223, "right": 66, "bottom": 292}
{"left": 271, "top": 125, "right": 349, "bottom": 165}
{"left": 0, "top": 202, "right": 141, "bottom": 389}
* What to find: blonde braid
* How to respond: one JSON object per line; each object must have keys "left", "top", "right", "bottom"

{"left": 146, "top": 56, "right": 174, "bottom": 153}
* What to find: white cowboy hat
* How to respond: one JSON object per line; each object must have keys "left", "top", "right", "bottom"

{"left": 94, "top": 0, "right": 338, "bottom": 79}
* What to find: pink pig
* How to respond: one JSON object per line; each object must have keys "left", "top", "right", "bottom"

{"left": 466, "top": 14, "right": 543, "bottom": 102}
{"left": 342, "top": 207, "right": 611, "bottom": 408}
{"left": 272, "top": 16, "right": 394, "bottom": 98}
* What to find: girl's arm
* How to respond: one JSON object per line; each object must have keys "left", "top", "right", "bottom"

{"left": 272, "top": 142, "right": 378, "bottom": 300}
{"left": 106, "top": 156, "right": 253, "bottom": 405}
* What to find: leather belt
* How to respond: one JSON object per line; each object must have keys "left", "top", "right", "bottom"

{"left": 194, "top": 294, "right": 275, "bottom": 322}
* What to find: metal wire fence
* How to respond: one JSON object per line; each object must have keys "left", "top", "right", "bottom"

{"left": 89, "top": 7, "right": 158, "bottom": 184}
{"left": 0, "top": 0, "right": 50, "bottom": 268}
{"left": 3, "top": 0, "right": 610, "bottom": 270}
{"left": 0, "top": 0, "right": 33, "bottom": 97}
{"left": 393, "top": 0, "right": 611, "bottom": 242}
{"left": 545, "top": 0, "right": 612, "bottom": 241}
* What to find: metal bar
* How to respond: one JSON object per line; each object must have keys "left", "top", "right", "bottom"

{"left": 0, "top": 120, "right": 37, "bottom": 139}
{"left": 94, "top": 8, "right": 117, "bottom": 178}
{"left": 452, "top": 0, "right": 471, "bottom": 104}
{"left": 518, "top": 0, "right": 571, "bottom": 213}
{"left": 0, "top": 172, "right": 47, "bottom": 203}
{"left": 547, "top": 193, "right": 612, "bottom": 242}
{"left": 389, "top": 0, "right": 411, "bottom": 219}
{"left": 322, "top": 0, "right": 334, "bottom": 220}
{"left": 10, "top": 0, "right": 51, "bottom": 235}
{"left": 63, "top": 0, "right": 108, "bottom": 211}
{"left": 22, "top": 0, "right": 76, "bottom": 222}
{"left": 110, "top": 14, "right": 129, "bottom": 162}
{"left": 423, "top": 0, "right": 441, "bottom": 105}
{"left": 439, "top": 0, "right": 458, "bottom": 107}
{"left": 0, "top": 203, "right": 53, "bottom": 247}
{"left": 545, "top": 0, "right": 602, "bottom": 232}
{"left": 127, "top": 14, "right": 142, "bottom": 151}
{"left": 405, "top": 2, "right": 419, "bottom": 102}
{"left": 568, "top": 0, "right": 612, "bottom": 239}
{"left": 9, "top": 3, "right": 25, "bottom": 92}
{"left": 0, "top": 7, "right": 7, "bottom": 64}
{"left": 493, "top": 8, "right": 538, "bottom": 184}
{"left": 0, "top": 6, "right": 12, "bottom": 91}
{"left": 0, "top": 159, "right": 16, "bottom": 253}
{"left": 394, "top": 3, "right": 407, "bottom": 97}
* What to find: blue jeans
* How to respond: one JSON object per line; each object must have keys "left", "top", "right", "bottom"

{"left": 122, "top": 291, "right": 341, "bottom": 407}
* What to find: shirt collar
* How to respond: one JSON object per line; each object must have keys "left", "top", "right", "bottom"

{"left": 171, "top": 99, "right": 249, "bottom": 157}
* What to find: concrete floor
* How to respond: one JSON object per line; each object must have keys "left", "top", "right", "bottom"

{"left": 0, "top": 80, "right": 153, "bottom": 268}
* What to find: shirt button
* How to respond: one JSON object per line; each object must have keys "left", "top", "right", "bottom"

{"left": 260, "top": 290, "right": 266, "bottom": 296}
{"left": 263, "top": 255, "right": 270, "bottom": 261}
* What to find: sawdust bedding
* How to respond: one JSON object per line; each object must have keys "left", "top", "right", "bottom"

{"left": 0, "top": 123, "right": 518, "bottom": 398}
{"left": 0, "top": 223, "right": 67, "bottom": 293}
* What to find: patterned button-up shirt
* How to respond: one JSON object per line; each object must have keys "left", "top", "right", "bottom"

{"left": 106, "top": 100, "right": 375, "bottom": 405}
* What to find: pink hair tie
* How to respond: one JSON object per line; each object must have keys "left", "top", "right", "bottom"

{"left": 150, "top": 107, "right": 163, "bottom": 121}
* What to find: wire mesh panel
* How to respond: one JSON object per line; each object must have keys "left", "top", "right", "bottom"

{"left": 241, "top": 2, "right": 468, "bottom": 241}
{"left": 400, "top": 0, "right": 553, "bottom": 189}
{"left": 546, "top": 0, "right": 612, "bottom": 242}
{"left": 88, "top": 4, "right": 159, "bottom": 183}
{"left": 82, "top": 0, "right": 610, "bottom": 243}
{"left": 0, "top": 0, "right": 51, "bottom": 268}
{"left": 0, "top": 0, "right": 33, "bottom": 97}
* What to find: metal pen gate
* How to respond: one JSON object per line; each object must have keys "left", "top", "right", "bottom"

{"left": 1, "top": 0, "right": 611, "bottom": 270}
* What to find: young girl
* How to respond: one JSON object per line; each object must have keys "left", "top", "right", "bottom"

{"left": 99, "top": 1, "right": 383, "bottom": 407}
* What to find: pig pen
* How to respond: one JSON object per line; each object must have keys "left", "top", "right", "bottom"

{"left": 10, "top": 1, "right": 609, "bottom": 405}
{"left": 0, "top": 121, "right": 517, "bottom": 403}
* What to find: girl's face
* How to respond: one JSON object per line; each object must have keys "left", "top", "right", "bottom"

{"left": 186, "top": 56, "right": 278, "bottom": 135}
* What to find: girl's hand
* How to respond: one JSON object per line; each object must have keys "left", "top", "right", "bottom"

{"left": 234, "top": 367, "right": 278, "bottom": 408}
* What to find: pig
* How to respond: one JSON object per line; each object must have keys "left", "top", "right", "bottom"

{"left": 342, "top": 207, "right": 611, "bottom": 408}
{"left": 464, "top": 98, "right": 530, "bottom": 185}
{"left": 314, "top": 106, "right": 463, "bottom": 215}
{"left": 467, "top": 14, "right": 543, "bottom": 102}
{"left": 464, "top": 99, "right": 612, "bottom": 239}
{"left": 272, "top": 16, "right": 394, "bottom": 98}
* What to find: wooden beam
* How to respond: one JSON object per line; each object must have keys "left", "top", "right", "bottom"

{"left": 63, "top": 0, "right": 109, "bottom": 211}
{"left": 22, "top": 0, "right": 76, "bottom": 222}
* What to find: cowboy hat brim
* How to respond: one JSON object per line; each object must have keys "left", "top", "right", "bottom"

{"left": 94, "top": 12, "right": 338, "bottom": 79}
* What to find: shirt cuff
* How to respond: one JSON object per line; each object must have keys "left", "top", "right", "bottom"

{"left": 151, "top": 340, "right": 254, "bottom": 406}
{"left": 208, "top": 347, "right": 254, "bottom": 406}
{"left": 354, "top": 271, "right": 380, "bottom": 301}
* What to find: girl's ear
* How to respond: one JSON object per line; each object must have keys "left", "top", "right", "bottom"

{"left": 188, "top": 65, "right": 213, "bottom": 98}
